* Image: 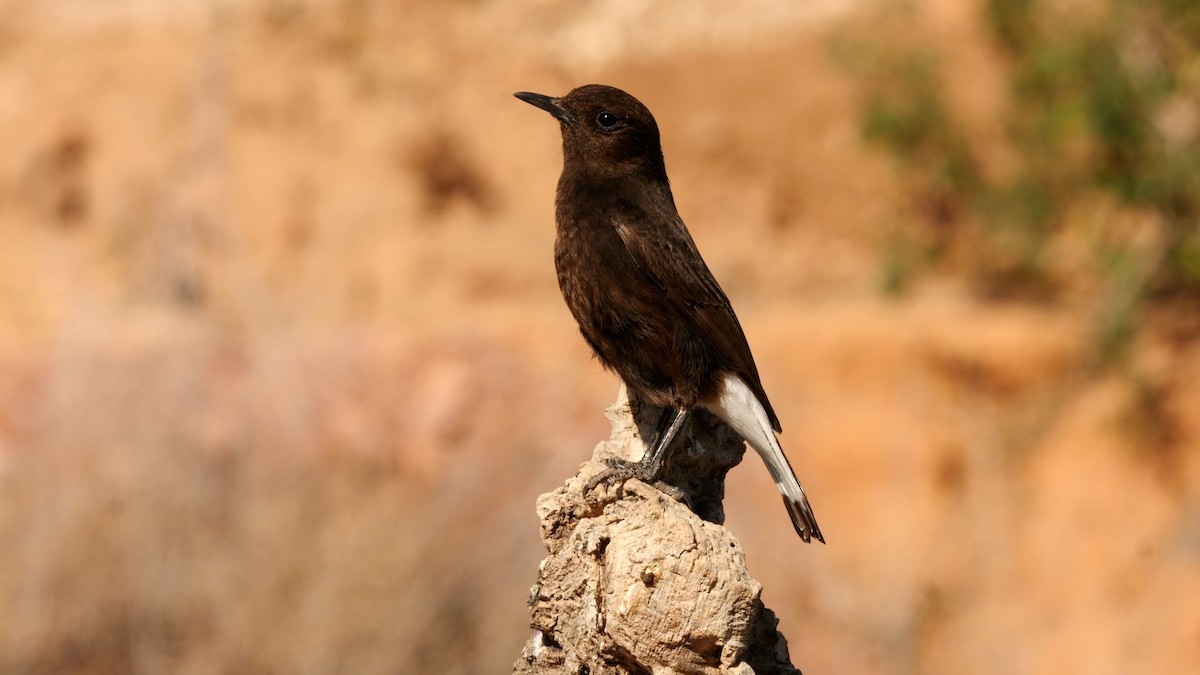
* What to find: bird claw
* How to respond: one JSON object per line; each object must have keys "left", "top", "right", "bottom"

{"left": 582, "top": 457, "right": 689, "bottom": 506}
{"left": 583, "top": 457, "right": 652, "bottom": 494}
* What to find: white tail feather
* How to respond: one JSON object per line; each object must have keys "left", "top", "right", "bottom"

{"left": 704, "top": 373, "right": 823, "bottom": 543}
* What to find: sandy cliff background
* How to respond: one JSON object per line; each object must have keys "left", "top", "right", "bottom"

{"left": 0, "top": 1, "right": 1197, "bottom": 673}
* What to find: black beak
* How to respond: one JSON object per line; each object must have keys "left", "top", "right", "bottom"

{"left": 514, "top": 91, "right": 574, "bottom": 124}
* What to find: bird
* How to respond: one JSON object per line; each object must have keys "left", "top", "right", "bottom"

{"left": 514, "top": 84, "right": 823, "bottom": 543}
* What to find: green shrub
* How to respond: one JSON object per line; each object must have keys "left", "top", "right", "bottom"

{"left": 845, "top": 0, "right": 1200, "bottom": 358}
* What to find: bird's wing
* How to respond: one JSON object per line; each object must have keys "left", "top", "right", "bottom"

{"left": 612, "top": 202, "right": 781, "bottom": 432}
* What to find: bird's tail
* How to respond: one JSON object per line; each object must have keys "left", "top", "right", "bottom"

{"left": 705, "top": 374, "right": 824, "bottom": 544}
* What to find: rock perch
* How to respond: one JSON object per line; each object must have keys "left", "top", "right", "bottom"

{"left": 513, "top": 387, "right": 802, "bottom": 675}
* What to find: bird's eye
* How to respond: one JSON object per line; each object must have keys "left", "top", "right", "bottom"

{"left": 596, "top": 111, "right": 619, "bottom": 129}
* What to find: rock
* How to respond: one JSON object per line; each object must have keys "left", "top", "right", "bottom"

{"left": 514, "top": 387, "right": 801, "bottom": 675}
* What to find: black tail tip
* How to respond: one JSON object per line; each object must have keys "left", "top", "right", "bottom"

{"left": 783, "top": 495, "right": 825, "bottom": 544}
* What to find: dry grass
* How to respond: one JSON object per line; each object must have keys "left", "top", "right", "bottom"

{"left": 0, "top": 329, "right": 578, "bottom": 674}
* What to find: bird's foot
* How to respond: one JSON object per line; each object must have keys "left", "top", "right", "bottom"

{"left": 583, "top": 457, "right": 655, "bottom": 493}
{"left": 582, "top": 457, "right": 688, "bottom": 505}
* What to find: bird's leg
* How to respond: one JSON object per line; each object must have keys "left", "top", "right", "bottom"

{"left": 584, "top": 406, "right": 691, "bottom": 499}
{"left": 642, "top": 405, "right": 691, "bottom": 476}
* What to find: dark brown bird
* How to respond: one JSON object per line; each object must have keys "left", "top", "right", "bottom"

{"left": 515, "top": 84, "right": 823, "bottom": 543}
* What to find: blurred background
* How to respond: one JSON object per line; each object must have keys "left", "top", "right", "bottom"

{"left": 0, "top": 0, "right": 1197, "bottom": 673}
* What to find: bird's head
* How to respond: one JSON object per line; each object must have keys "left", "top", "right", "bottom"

{"left": 514, "top": 84, "right": 666, "bottom": 181}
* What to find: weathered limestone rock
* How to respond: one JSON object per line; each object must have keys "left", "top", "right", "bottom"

{"left": 514, "top": 388, "right": 800, "bottom": 675}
